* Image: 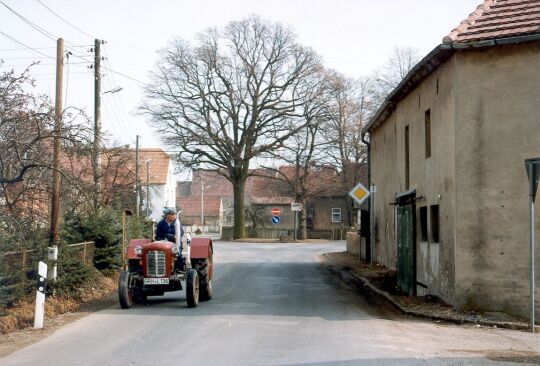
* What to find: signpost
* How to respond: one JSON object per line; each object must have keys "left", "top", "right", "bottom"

{"left": 34, "top": 261, "right": 47, "bottom": 329}
{"left": 291, "top": 202, "right": 303, "bottom": 241}
{"left": 525, "top": 157, "right": 540, "bottom": 332}
{"left": 291, "top": 202, "right": 303, "bottom": 211}
{"left": 349, "top": 182, "right": 371, "bottom": 206}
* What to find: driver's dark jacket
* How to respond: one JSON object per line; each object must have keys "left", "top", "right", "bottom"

{"left": 155, "top": 219, "right": 183, "bottom": 242}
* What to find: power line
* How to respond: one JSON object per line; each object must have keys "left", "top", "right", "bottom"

{"left": 35, "top": 0, "right": 95, "bottom": 39}
{"left": 102, "top": 45, "right": 138, "bottom": 138}
{"left": 101, "top": 64, "right": 149, "bottom": 85}
{"left": 1, "top": 1, "right": 58, "bottom": 42}
{"left": 0, "top": 1, "right": 81, "bottom": 47}
{"left": 0, "top": 47, "right": 56, "bottom": 51}
{"left": 0, "top": 29, "right": 54, "bottom": 59}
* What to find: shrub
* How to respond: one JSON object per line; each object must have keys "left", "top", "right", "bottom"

{"left": 48, "top": 245, "right": 99, "bottom": 299}
{"left": 61, "top": 208, "right": 153, "bottom": 272}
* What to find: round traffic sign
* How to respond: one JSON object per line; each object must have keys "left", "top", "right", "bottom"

{"left": 271, "top": 207, "right": 281, "bottom": 216}
{"left": 272, "top": 216, "right": 280, "bottom": 224}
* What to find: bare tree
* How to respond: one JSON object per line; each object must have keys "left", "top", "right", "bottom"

{"left": 258, "top": 69, "right": 336, "bottom": 238}
{"left": 371, "top": 46, "right": 420, "bottom": 111}
{"left": 318, "top": 72, "right": 372, "bottom": 226}
{"left": 142, "top": 16, "right": 323, "bottom": 239}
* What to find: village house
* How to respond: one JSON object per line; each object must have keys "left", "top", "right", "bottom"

{"left": 362, "top": 0, "right": 540, "bottom": 319}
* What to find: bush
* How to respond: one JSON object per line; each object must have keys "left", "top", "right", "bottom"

{"left": 48, "top": 245, "right": 99, "bottom": 299}
{"left": 61, "top": 208, "right": 153, "bottom": 272}
{"left": 0, "top": 269, "right": 35, "bottom": 315}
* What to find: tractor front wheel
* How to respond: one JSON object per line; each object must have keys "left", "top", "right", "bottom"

{"left": 186, "top": 269, "right": 199, "bottom": 308}
{"left": 118, "top": 271, "right": 134, "bottom": 309}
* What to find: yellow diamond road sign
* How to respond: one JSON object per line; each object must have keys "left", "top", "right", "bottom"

{"left": 349, "top": 182, "right": 370, "bottom": 205}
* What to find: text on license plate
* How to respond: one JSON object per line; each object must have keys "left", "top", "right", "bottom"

{"left": 144, "top": 278, "right": 169, "bottom": 285}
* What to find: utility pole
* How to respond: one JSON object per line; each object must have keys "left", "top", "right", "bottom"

{"left": 146, "top": 159, "right": 151, "bottom": 216}
{"left": 49, "top": 38, "right": 63, "bottom": 245}
{"left": 135, "top": 135, "right": 140, "bottom": 217}
{"left": 93, "top": 39, "right": 102, "bottom": 210}
{"left": 201, "top": 170, "right": 205, "bottom": 234}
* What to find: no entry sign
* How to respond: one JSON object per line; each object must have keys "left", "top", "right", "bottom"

{"left": 271, "top": 207, "right": 281, "bottom": 216}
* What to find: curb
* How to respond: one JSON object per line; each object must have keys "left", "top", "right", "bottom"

{"left": 320, "top": 255, "right": 535, "bottom": 332}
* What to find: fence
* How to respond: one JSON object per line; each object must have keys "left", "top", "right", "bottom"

{"left": 1, "top": 242, "right": 95, "bottom": 270}
{"left": 307, "top": 228, "right": 349, "bottom": 240}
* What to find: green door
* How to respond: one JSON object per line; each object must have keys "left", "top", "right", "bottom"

{"left": 397, "top": 203, "right": 416, "bottom": 296}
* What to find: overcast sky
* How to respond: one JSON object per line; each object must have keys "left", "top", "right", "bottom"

{"left": 0, "top": 0, "right": 481, "bottom": 149}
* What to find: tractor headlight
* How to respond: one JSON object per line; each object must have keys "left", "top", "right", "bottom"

{"left": 134, "top": 246, "right": 143, "bottom": 255}
{"left": 171, "top": 245, "right": 179, "bottom": 255}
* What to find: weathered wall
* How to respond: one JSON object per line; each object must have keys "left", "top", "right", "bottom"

{"left": 370, "top": 58, "right": 457, "bottom": 304}
{"left": 454, "top": 43, "right": 540, "bottom": 319}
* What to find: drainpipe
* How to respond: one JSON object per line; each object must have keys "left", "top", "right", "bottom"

{"left": 361, "top": 131, "right": 373, "bottom": 267}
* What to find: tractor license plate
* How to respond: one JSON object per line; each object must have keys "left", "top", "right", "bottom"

{"left": 144, "top": 278, "right": 169, "bottom": 285}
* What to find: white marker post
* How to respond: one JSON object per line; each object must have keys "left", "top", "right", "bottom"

{"left": 34, "top": 261, "right": 47, "bottom": 329}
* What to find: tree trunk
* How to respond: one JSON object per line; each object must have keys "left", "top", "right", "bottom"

{"left": 299, "top": 198, "right": 308, "bottom": 240}
{"left": 345, "top": 195, "right": 353, "bottom": 227}
{"left": 232, "top": 180, "right": 246, "bottom": 239}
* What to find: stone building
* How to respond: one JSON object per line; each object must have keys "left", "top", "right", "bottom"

{"left": 362, "top": 0, "right": 540, "bottom": 319}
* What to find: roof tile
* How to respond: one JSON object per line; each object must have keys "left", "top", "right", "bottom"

{"left": 445, "top": 0, "right": 540, "bottom": 43}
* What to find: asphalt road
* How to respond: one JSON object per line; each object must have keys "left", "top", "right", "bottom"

{"left": 1, "top": 241, "right": 539, "bottom": 366}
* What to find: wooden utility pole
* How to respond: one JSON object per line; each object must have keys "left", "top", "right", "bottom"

{"left": 135, "top": 135, "right": 140, "bottom": 216}
{"left": 93, "top": 39, "right": 102, "bottom": 210}
{"left": 49, "top": 38, "right": 63, "bottom": 245}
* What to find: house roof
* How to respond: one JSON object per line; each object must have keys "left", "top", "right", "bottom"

{"left": 177, "top": 196, "right": 222, "bottom": 217}
{"left": 191, "top": 170, "right": 234, "bottom": 197}
{"left": 137, "top": 149, "right": 171, "bottom": 185}
{"left": 444, "top": 0, "right": 540, "bottom": 44}
{"left": 363, "top": 0, "right": 540, "bottom": 135}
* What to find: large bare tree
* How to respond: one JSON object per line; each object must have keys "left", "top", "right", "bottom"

{"left": 142, "top": 16, "right": 323, "bottom": 238}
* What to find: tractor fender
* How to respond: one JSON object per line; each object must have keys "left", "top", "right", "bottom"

{"left": 190, "top": 238, "right": 213, "bottom": 259}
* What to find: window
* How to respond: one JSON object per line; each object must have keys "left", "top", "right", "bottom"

{"left": 331, "top": 208, "right": 342, "bottom": 223}
{"left": 419, "top": 206, "right": 428, "bottom": 242}
{"left": 425, "top": 109, "right": 431, "bottom": 158}
{"left": 405, "top": 125, "right": 410, "bottom": 189}
{"left": 430, "top": 205, "right": 440, "bottom": 243}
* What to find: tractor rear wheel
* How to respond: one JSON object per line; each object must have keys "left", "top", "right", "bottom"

{"left": 186, "top": 269, "right": 199, "bottom": 308}
{"left": 193, "top": 258, "right": 213, "bottom": 301}
{"left": 118, "top": 271, "right": 134, "bottom": 309}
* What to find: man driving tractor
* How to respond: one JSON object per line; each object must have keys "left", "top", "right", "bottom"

{"left": 155, "top": 207, "right": 185, "bottom": 271}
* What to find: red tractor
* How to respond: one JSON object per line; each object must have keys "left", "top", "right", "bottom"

{"left": 118, "top": 235, "right": 213, "bottom": 308}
